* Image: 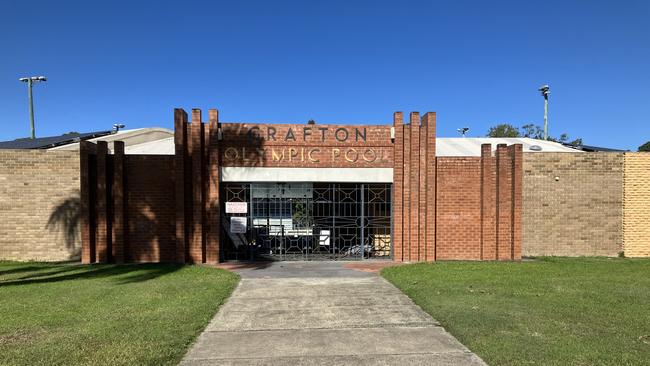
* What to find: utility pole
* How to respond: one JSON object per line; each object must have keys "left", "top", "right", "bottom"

{"left": 19, "top": 76, "right": 47, "bottom": 139}
{"left": 538, "top": 84, "right": 550, "bottom": 140}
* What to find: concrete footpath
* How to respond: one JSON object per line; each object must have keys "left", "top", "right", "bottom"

{"left": 180, "top": 262, "right": 486, "bottom": 365}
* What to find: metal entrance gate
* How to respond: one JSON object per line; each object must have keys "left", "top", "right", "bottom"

{"left": 221, "top": 183, "right": 392, "bottom": 261}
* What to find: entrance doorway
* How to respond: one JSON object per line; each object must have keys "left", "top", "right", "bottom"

{"left": 221, "top": 182, "right": 392, "bottom": 261}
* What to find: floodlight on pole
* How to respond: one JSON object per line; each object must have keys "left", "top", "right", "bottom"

{"left": 538, "top": 84, "right": 550, "bottom": 140}
{"left": 457, "top": 127, "right": 470, "bottom": 137}
{"left": 19, "top": 76, "right": 47, "bottom": 139}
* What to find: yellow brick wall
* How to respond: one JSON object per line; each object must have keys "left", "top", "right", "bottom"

{"left": 0, "top": 150, "right": 80, "bottom": 261}
{"left": 523, "top": 153, "right": 623, "bottom": 257}
{"left": 623, "top": 153, "right": 650, "bottom": 257}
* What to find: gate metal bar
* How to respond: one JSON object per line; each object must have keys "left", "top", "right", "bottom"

{"left": 221, "top": 182, "right": 391, "bottom": 261}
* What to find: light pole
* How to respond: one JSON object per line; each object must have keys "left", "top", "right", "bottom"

{"left": 538, "top": 84, "right": 550, "bottom": 140}
{"left": 457, "top": 127, "right": 470, "bottom": 137}
{"left": 19, "top": 76, "right": 47, "bottom": 139}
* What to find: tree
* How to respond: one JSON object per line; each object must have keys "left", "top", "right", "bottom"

{"left": 486, "top": 124, "right": 521, "bottom": 137}
{"left": 521, "top": 124, "right": 545, "bottom": 139}
{"left": 487, "top": 123, "right": 582, "bottom": 146}
{"left": 567, "top": 138, "right": 583, "bottom": 146}
{"left": 639, "top": 141, "right": 650, "bottom": 152}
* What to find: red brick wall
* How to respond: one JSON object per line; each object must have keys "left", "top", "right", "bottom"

{"left": 79, "top": 107, "right": 523, "bottom": 264}
{"left": 434, "top": 149, "right": 521, "bottom": 261}
{"left": 436, "top": 157, "right": 483, "bottom": 260}
{"left": 219, "top": 123, "right": 393, "bottom": 168}
{"left": 124, "top": 155, "right": 176, "bottom": 262}
{"left": 391, "top": 112, "right": 438, "bottom": 262}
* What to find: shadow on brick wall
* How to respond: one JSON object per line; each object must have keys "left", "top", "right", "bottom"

{"left": 46, "top": 191, "right": 81, "bottom": 258}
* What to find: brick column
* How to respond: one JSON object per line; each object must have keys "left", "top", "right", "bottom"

{"left": 481, "top": 144, "right": 496, "bottom": 260}
{"left": 203, "top": 122, "right": 209, "bottom": 262}
{"left": 409, "top": 112, "right": 420, "bottom": 261}
{"left": 392, "top": 112, "right": 404, "bottom": 262}
{"left": 80, "top": 141, "right": 96, "bottom": 264}
{"left": 206, "top": 109, "right": 221, "bottom": 263}
{"left": 423, "top": 112, "right": 436, "bottom": 261}
{"left": 174, "top": 108, "right": 188, "bottom": 263}
{"left": 496, "top": 144, "right": 512, "bottom": 260}
{"left": 418, "top": 115, "right": 428, "bottom": 261}
{"left": 112, "top": 141, "right": 125, "bottom": 263}
{"left": 190, "top": 109, "right": 204, "bottom": 263}
{"left": 402, "top": 122, "right": 411, "bottom": 261}
{"left": 96, "top": 141, "right": 109, "bottom": 263}
{"left": 511, "top": 144, "right": 523, "bottom": 260}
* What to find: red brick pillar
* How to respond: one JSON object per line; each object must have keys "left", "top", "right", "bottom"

{"left": 481, "top": 144, "right": 497, "bottom": 260}
{"left": 202, "top": 121, "right": 209, "bottom": 262}
{"left": 96, "top": 141, "right": 109, "bottom": 263}
{"left": 409, "top": 112, "right": 420, "bottom": 261}
{"left": 496, "top": 144, "right": 512, "bottom": 260}
{"left": 392, "top": 112, "right": 404, "bottom": 262}
{"left": 206, "top": 109, "right": 221, "bottom": 263}
{"left": 511, "top": 144, "right": 523, "bottom": 260}
{"left": 423, "top": 112, "right": 436, "bottom": 261}
{"left": 190, "top": 109, "right": 204, "bottom": 263}
{"left": 402, "top": 121, "right": 411, "bottom": 261}
{"left": 112, "top": 141, "right": 125, "bottom": 263}
{"left": 80, "top": 141, "right": 97, "bottom": 264}
{"left": 418, "top": 116, "right": 427, "bottom": 261}
{"left": 174, "top": 108, "right": 188, "bottom": 263}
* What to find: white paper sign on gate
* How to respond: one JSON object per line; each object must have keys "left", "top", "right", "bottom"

{"left": 319, "top": 230, "right": 330, "bottom": 247}
{"left": 226, "top": 202, "right": 248, "bottom": 214}
{"left": 230, "top": 217, "right": 247, "bottom": 234}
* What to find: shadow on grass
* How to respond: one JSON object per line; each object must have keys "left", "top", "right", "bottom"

{"left": 0, "top": 263, "right": 184, "bottom": 288}
{"left": 0, "top": 265, "right": 56, "bottom": 277}
{"left": 217, "top": 261, "right": 274, "bottom": 272}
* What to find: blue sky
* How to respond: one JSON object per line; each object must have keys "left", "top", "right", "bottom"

{"left": 1, "top": 0, "right": 649, "bottom": 149}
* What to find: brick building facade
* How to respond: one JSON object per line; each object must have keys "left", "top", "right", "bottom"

{"left": 79, "top": 108, "right": 523, "bottom": 263}
{"left": 3, "top": 109, "right": 649, "bottom": 263}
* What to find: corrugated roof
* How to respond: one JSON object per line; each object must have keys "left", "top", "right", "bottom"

{"left": 0, "top": 131, "right": 113, "bottom": 149}
{"left": 437, "top": 137, "right": 581, "bottom": 156}
{"left": 124, "top": 137, "right": 175, "bottom": 154}
{"left": 49, "top": 128, "right": 173, "bottom": 152}
{"left": 117, "top": 136, "right": 582, "bottom": 156}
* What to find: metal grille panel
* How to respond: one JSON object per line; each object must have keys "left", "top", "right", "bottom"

{"left": 221, "top": 182, "right": 392, "bottom": 261}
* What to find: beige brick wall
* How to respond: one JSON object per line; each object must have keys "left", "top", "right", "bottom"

{"left": 623, "top": 153, "right": 650, "bottom": 257}
{"left": 0, "top": 150, "right": 81, "bottom": 261}
{"left": 523, "top": 152, "right": 624, "bottom": 257}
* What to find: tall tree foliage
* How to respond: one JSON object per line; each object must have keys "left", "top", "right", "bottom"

{"left": 639, "top": 141, "right": 650, "bottom": 152}
{"left": 487, "top": 123, "right": 582, "bottom": 146}
{"left": 486, "top": 124, "right": 521, "bottom": 138}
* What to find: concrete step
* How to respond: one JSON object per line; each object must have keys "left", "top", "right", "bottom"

{"left": 180, "top": 352, "right": 486, "bottom": 366}
{"left": 223, "top": 293, "right": 416, "bottom": 311}
{"left": 183, "top": 326, "right": 481, "bottom": 362}
{"left": 206, "top": 305, "right": 437, "bottom": 331}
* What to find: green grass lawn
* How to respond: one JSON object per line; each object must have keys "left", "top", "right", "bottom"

{"left": 0, "top": 262, "right": 238, "bottom": 366}
{"left": 382, "top": 257, "right": 650, "bottom": 366}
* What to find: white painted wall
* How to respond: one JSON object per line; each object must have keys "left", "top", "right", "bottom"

{"left": 221, "top": 167, "right": 393, "bottom": 182}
